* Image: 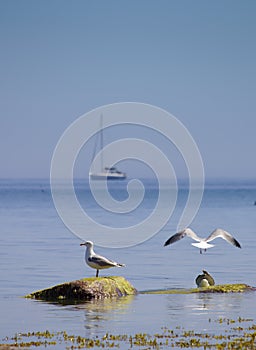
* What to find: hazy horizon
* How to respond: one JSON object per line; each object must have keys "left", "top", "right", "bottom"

{"left": 1, "top": 1, "right": 255, "bottom": 181}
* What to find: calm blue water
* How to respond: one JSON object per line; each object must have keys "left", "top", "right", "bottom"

{"left": 0, "top": 178, "right": 256, "bottom": 347}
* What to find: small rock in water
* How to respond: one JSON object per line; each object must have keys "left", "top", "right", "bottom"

{"left": 25, "top": 276, "right": 137, "bottom": 302}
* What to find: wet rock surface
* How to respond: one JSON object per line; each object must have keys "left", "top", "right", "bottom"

{"left": 25, "top": 276, "right": 137, "bottom": 302}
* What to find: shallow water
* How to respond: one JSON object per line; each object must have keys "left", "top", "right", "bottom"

{"left": 0, "top": 179, "right": 256, "bottom": 347}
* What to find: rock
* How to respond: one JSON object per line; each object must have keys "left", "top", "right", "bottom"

{"left": 195, "top": 283, "right": 256, "bottom": 293}
{"left": 141, "top": 284, "right": 256, "bottom": 295}
{"left": 25, "top": 276, "right": 137, "bottom": 302}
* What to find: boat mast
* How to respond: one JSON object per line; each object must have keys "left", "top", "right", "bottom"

{"left": 100, "top": 114, "right": 104, "bottom": 172}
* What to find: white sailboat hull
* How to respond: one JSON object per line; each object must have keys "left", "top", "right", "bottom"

{"left": 89, "top": 172, "right": 126, "bottom": 180}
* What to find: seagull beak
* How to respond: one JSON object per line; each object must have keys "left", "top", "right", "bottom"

{"left": 80, "top": 242, "right": 86, "bottom": 246}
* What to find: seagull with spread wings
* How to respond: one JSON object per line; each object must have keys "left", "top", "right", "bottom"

{"left": 164, "top": 228, "right": 241, "bottom": 254}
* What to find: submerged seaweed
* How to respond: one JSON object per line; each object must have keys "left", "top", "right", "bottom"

{"left": 1, "top": 317, "right": 256, "bottom": 349}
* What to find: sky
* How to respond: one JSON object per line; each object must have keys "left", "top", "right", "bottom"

{"left": 0, "top": 0, "right": 256, "bottom": 181}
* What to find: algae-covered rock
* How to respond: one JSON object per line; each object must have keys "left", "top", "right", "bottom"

{"left": 25, "top": 276, "right": 137, "bottom": 302}
{"left": 142, "top": 283, "right": 255, "bottom": 295}
{"left": 195, "top": 283, "right": 255, "bottom": 293}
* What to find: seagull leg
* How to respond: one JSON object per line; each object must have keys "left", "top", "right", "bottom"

{"left": 200, "top": 249, "right": 202, "bottom": 254}
{"left": 96, "top": 269, "right": 99, "bottom": 278}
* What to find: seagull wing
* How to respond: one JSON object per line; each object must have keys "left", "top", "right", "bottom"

{"left": 184, "top": 228, "right": 202, "bottom": 242}
{"left": 89, "top": 254, "right": 120, "bottom": 267}
{"left": 88, "top": 254, "right": 125, "bottom": 267}
{"left": 164, "top": 227, "right": 201, "bottom": 247}
{"left": 205, "top": 228, "right": 241, "bottom": 248}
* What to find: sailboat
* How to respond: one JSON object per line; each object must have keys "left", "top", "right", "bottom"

{"left": 89, "top": 115, "right": 126, "bottom": 181}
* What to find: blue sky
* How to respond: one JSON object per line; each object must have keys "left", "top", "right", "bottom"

{"left": 0, "top": 0, "right": 255, "bottom": 180}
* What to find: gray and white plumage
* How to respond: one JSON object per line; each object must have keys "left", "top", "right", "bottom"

{"left": 164, "top": 228, "right": 241, "bottom": 253}
{"left": 195, "top": 270, "right": 215, "bottom": 287}
{"left": 80, "top": 241, "right": 125, "bottom": 277}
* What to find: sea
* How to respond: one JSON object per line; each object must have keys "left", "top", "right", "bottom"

{"left": 0, "top": 178, "right": 256, "bottom": 348}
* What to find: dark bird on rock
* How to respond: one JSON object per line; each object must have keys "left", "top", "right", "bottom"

{"left": 196, "top": 270, "right": 215, "bottom": 287}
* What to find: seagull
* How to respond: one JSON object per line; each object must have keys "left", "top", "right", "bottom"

{"left": 164, "top": 228, "right": 241, "bottom": 254}
{"left": 80, "top": 241, "right": 125, "bottom": 277}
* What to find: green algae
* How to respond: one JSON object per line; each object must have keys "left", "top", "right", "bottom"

{"left": 196, "top": 283, "right": 255, "bottom": 293}
{"left": 25, "top": 279, "right": 254, "bottom": 301}
{"left": 25, "top": 276, "right": 137, "bottom": 302}
{"left": 1, "top": 317, "right": 256, "bottom": 349}
{"left": 141, "top": 283, "right": 255, "bottom": 295}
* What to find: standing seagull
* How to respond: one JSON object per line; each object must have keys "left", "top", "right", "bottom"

{"left": 80, "top": 241, "right": 125, "bottom": 277}
{"left": 164, "top": 228, "right": 241, "bottom": 254}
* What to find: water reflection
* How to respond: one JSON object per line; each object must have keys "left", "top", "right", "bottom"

{"left": 191, "top": 293, "right": 246, "bottom": 314}
{"left": 192, "top": 293, "right": 213, "bottom": 311}
{"left": 72, "top": 296, "right": 135, "bottom": 334}
{"left": 166, "top": 292, "right": 250, "bottom": 319}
